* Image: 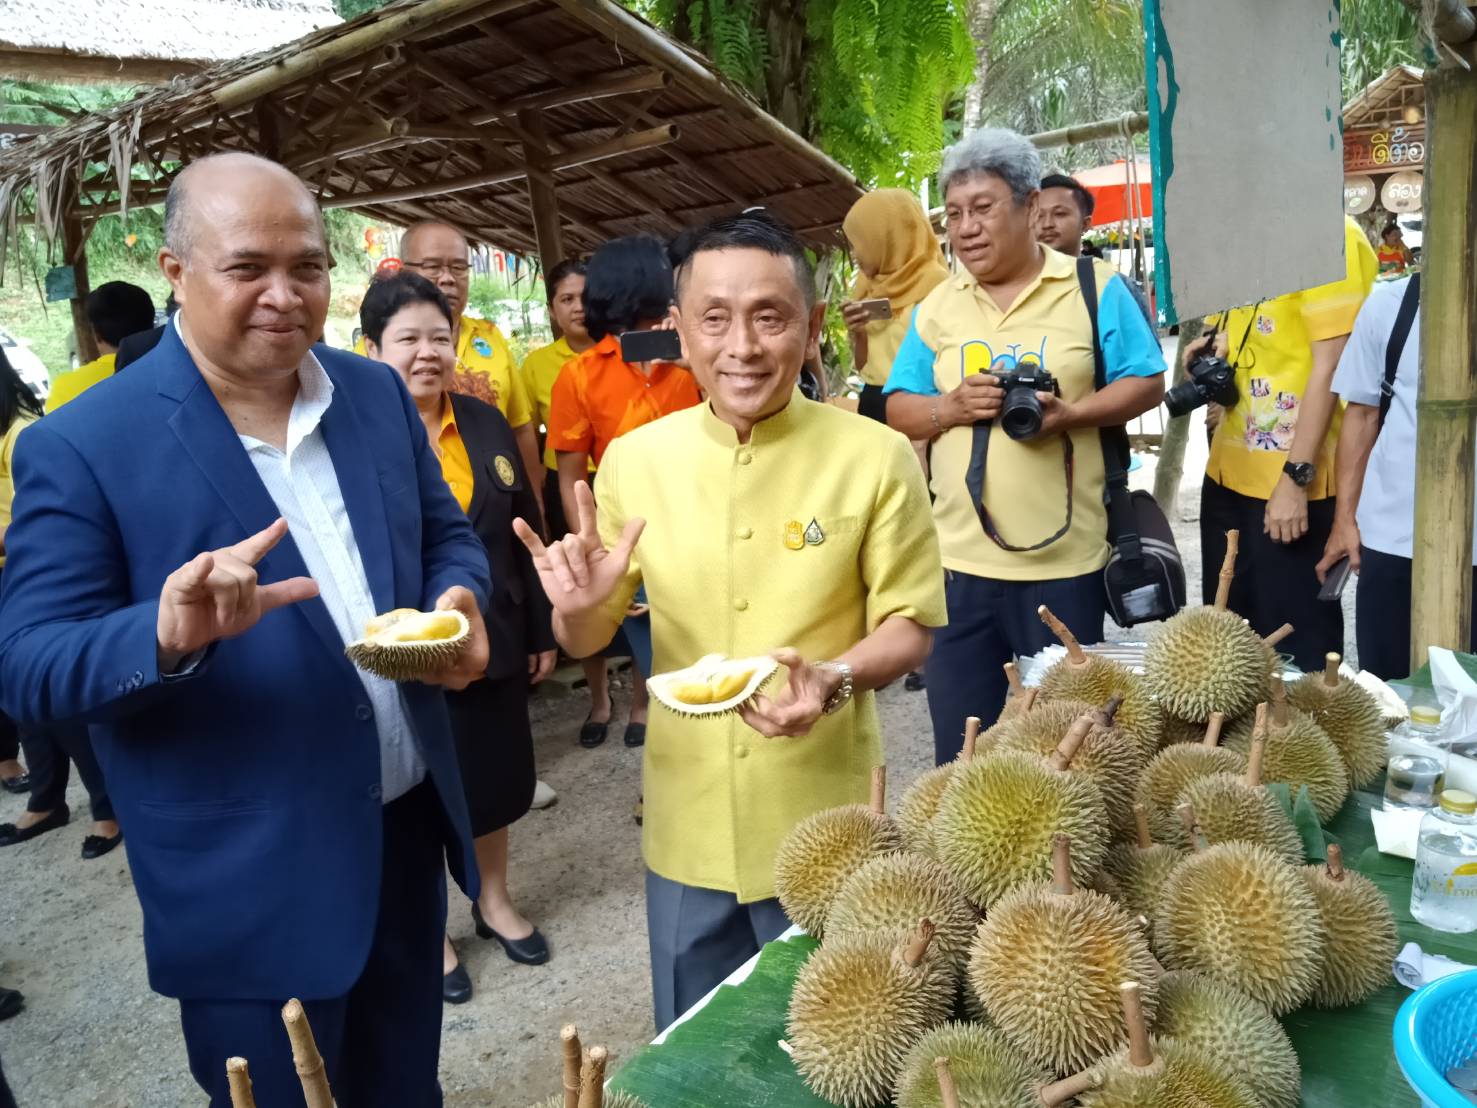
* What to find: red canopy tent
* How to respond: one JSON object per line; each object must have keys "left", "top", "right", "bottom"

{"left": 1073, "top": 159, "right": 1153, "bottom": 224}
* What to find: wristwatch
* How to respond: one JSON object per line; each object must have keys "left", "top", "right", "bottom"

{"left": 1283, "top": 461, "right": 1316, "bottom": 488}
{"left": 817, "top": 661, "right": 855, "bottom": 715}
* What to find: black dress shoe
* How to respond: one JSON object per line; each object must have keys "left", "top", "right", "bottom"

{"left": 0, "top": 987, "right": 23, "bottom": 1021}
{"left": 580, "top": 694, "right": 613, "bottom": 748}
{"left": 442, "top": 963, "right": 473, "bottom": 1004}
{"left": 0, "top": 773, "right": 30, "bottom": 794}
{"left": 472, "top": 904, "right": 550, "bottom": 965}
{"left": 623, "top": 721, "right": 646, "bottom": 748}
{"left": 0, "top": 804, "right": 69, "bottom": 847}
{"left": 904, "top": 671, "right": 927, "bottom": 692}
{"left": 81, "top": 831, "right": 123, "bottom": 860}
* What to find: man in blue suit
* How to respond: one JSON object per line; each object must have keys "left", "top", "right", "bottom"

{"left": 0, "top": 153, "right": 492, "bottom": 1107}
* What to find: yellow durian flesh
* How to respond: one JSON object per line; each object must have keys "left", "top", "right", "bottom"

{"left": 344, "top": 608, "right": 470, "bottom": 681}
{"left": 648, "top": 653, "right": 779, "bottom": 716}
{"left": 382, "top": 610, "right": 464, "bottom": 643}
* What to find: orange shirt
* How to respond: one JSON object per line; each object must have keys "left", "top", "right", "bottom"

{"left": 546, "top": 333, "right": 700, "bottom": 467}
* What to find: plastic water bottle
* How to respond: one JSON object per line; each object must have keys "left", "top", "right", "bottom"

{"left": 1412, "top": 789, "right": 1477, "bottom": 933}
{"left": 1386, "top": 706, "right": 1450, "bottom": 811}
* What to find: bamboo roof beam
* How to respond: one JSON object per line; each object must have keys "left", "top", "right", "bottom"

{"left": 1397, "top": 0, "right": 1476, "bottom": 48}
{"left": 473, "top": 70, "right": 671, "bottom": 122}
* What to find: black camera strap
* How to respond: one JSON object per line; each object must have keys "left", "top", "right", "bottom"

{"left": 1076, "top": 257, "right": 1140, "bottom": 560}
{"left": 967, "top": 421, "right": 1075, "bottom": 551}
{"left": 1381, "top": 272, "right": 1420, "bottom": 430}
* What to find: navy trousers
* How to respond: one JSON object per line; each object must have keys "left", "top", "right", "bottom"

{"left": 645, "top": 870, "right": 791, "bottom": 1032}
{"left": 925, "top": 567, "right": 1106, "bottom": 764}
{"left": 1356, "top": 545, "right": 1477, "bottom": 681}
{"left": 22, "top": 724, "right": 113, "bottom": 821}
{"left": 178, "top": 783, "right": 448, "bottom": 1108}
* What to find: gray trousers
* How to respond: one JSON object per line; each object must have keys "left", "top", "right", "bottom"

{"left": 645, "top": 869, "right": 791, "bottom": 1031}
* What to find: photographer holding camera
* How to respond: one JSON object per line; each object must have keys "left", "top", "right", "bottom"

{"left": 1182, "top": 215, "right": 1377, "bottom": 671}
{"left": 885, "top": 128, "right": 1166, "bottom": 764}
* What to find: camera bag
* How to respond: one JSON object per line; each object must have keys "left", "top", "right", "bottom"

{"left": 1077, "top": 257, "right": 1187, "bottom": 627}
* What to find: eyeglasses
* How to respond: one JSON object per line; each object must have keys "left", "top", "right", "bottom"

{"left": 404, "top": 259, "right": 471, "bottom": 277}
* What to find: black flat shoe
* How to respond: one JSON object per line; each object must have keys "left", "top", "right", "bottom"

{"left": 0, "top": 804, "right": 69, "bottom": 847}
{"left": 580, "top": 694, "right": 613, "bottom": 748}
{"left": 0, "top": 987, "right": 23, "bottom": 1022}
{"left": 472, "top": 904, "right": 550, "bottom": 965}
{"left": 904, "top": 671, "right": 927, "bottom": 692}
{"left": 0, "top": 773, "right": 30, "bottom": 794}
{"left": 623, "top": 721, "right": 646, "bottom": 748}
{"left": 442, "top": 963, "right": 473, "bottom": 1004}
{"left": 81, "top": 831, "right": 123, "bottom": 860}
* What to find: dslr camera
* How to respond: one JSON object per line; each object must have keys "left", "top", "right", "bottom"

{"left": 991, "top": 367, "right": 1061, "bottom": 441}
{"left": 1164, "top": 348, "right": 1237, "bottom": 418}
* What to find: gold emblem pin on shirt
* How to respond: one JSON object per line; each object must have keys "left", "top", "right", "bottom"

{"left": 494, "top": 455, "right": 516, "bottom": 486}
{"left": 804, "top": 518, "right": 825, "bottom": 546}
{"left": 783, "top": 520, "right": 805, "bottom": 550}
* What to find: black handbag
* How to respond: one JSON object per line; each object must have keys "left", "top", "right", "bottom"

{"left": 1077, "top": 257, "right": 1187, "bottom": 627}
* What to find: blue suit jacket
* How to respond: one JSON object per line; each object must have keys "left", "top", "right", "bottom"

{"left": 0, "top": 326, "right": 491, "bottom": 1001}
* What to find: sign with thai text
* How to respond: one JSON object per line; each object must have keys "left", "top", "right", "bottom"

{"left": 1344, "top": 124, "right": 1426, "bottom": 173}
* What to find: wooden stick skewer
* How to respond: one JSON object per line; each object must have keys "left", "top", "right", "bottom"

{"left": 1051, "top": 833, "right": 1075, "bottom": 896}
{"left": 226, "top": 1057, "right": 257, "bottom": 1108}
{"left": 1049, "top": 715, "right": 1094, "bottom": 771}
{"left": 561, "top": 1024, "right": 583, "bottom": 1108}
{"left": 281, "top": 999, "right": 334, "bottom": 1108}
{"left": 934, "top": 1057, "right": 962, "bottom": 1108}
{"left": 1132, "top": 803, "right": 1153, "bottom": 851}
{"left": 1200, "top": 711, "right": 1226, "bottom": 748}
{"left": 1263, "top": 623, "right": 1295, "bottom": 650}
{"left": 1324, "top": 652, "right": 1343, "bottom": 689}
{"left": 577, "top": 1045, "right": 609, "bottom": 1108}
{"left": 869, "top": 765, "right": 887, "bottom": 815}
{"left": 1245, "top": 704, "right": 1269, "bottom": 788}
{"left": 1038, "top": 604, "right": 1088, "bottom": 666}
{"left": 1214, "top": 530, "right": 1239, "bottom": 610}
{"left": 960, "top": 716, "right": 982, "bottom": 761}
{"left": 1120, "top": 981, "right": 1155, "bottom": 1068}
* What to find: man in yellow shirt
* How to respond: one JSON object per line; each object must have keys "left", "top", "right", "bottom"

{"left": 1184, "top": 214, "right": 1378, "bottom": 670}
{"left": 513, "top": 212, "right": 946, "bottom": 1029}
{"left": 46, "top": 281, "right": 156, "bottom": 412}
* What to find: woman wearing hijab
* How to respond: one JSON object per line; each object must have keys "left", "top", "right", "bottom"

{"left": 841, "top": 189, "right": 952, "bottom": 425}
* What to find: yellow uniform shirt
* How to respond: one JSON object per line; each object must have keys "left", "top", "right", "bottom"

{"left": 860, "top": 312, "right": 912, "bottom": 388}
{"left": 594, "top": 396, "right": 947, "bottom": 901}
{"left": 434, "top": 399, "right": 475, "bottom": 513}
{"left": 518, "top": 336, "right": 589, "bottom": 472}
{"left": 356, "top": 316, "right": 531, "bottom": 428}
{"left": 46, "top": 353, "right": 115, "bottom": 413}
{"left": 1, "top": 415, "right": 36, "bottom": 569}
{"left": 1207, "top": 217, "right": 1378, "bottom": 501}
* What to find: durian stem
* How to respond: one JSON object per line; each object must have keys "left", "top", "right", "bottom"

{"left": 1051, "top": 833, "right": 1075, "bottom": 896}
{"left": 1004, "top": 661, "right": 1024, "bottom": 695}
{"left": 1263, "top": 623, "right": 1295, "bottom": 650}
{"left": 1096, "top": 695, "right": 1123, "bottom": 728}
{"left": 1132, "top": 803, "right": 1153, "bottom": 851}
{"left": 1039, "top": 1070, "right": 1101, "bottom": 1106}
{"left": 1270, "top": 674, "right": 1288, "bottom": 727}
{"left": 1020, "top": 688, "right": 1039, "bottom": 714}
{"left": 1177, "top": 802, "right": 1205, "bottom": 851}
{"left": 1119, "top": 981, "right": 1155, "bottom": 1068}
{"left": 281, "top": 999, "right": 333, "bottom": 1108}
{"left": 226, "top": 1058, "right": 257, "bottom": 1108}
{"left": 1324, "top": 652, "right": 1342, "bottom": 688}
{"left": 1038, "top": 604, "right": 1088, "bottom": 665}
{"left": 1049, "top": 715, "right": 1094, "bottom": 771}
{"left": 902, "top": 918, "right": 936, "bottom": 968}
{"left": 561, "top": 1025, "right": 582, "bottom": 1108}
{"left": 961, "top": 717, "right": 982, "bottom": 761}
{"left": 1214, "top": 529, "right": 1239, "bottom": 610}
{"left": 869, "top": 766, "right": 887, "bottom": 816}
{"left": 1245, "top": 703, "right": 1269, "bottom": 788}
{"left": 1201, "top": 711, "right": 1226, "bottom": 748}
{"left": 934, "top": 1057, "right": 962, "bottom": 1108}
{"left": 578, "top": 1046, "right": 608, "bottom": 1108}
{"left": 1326, "top": 842, "right": 1346, "bottom": 881}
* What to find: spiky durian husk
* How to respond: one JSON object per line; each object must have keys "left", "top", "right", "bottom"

{"left": 1224, "top": 716, "right": 1350, "bottom": 824}
{"left": 344, "top": 609, "right": 470, "bottom": 681}
{"left": 1154, "top": 971, "right": 1301, "bottom": 1108}
{"left": 892, "top": 1022, "right": 1050, "bottom": 1108}
{"left": 896, "top": 764, "right": 955, "bottom": 857}
{"left": 826, "top": 854, "right": 977, "bottom": 971}
{"left": 1144, "top": 607, "right": 1271, "bottom": 722}
{"left": 932, "top": 750, "right": 1109, "bottom": 909}
{"left": 1159, "top": 713, "right": 1217, "bottom": 750}
{"left": 1154, "top": 843, "right": 1326, "bottom": 1015}
{"left": 1038, "top": 656, "right": 1163, "bottom": 756}
{"left": 646, "top": 653, "right": 780, "bottom": 717}
{"left": 1102, "top": 842, "right": 1183, "bottom": 921}
{"left": 534, "top": 1095, "right": 648, "bottom": 1108}
{"left": 787, "top": 932, "right": 955, "bottom": 1108}
{"left": 1286, "top": 677, "right": 1388, "bottom": 789}
{"left": 975, "top": 699, "right": 1090, "bottom": 759}
{"left": 969, "top": 883, "right": 1160, "bottom": 1075}
{"left": 1077, "top": 1036, "right": 1262, "bottom": 1108}
{"left": 1135, "top": 745, "right": 1246, "bottom": 841}
{"left": 1300, "top": 863, "right": 1399, "bottom": 1008}
{"left": 992, "top": 701, "right": 1144, "bottom": 840}
{"left": 1175, "top": 773, "right": 1304, "bottom": 863}
{"left": 774, "top": 805, "right": 902, "bottom": 938}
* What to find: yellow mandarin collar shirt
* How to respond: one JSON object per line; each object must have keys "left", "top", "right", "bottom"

{"left": 434, "top": 397, "right": 475, "bottom": 513}
{"left": 593, "top": 394, "right": 946, "bottom": 901}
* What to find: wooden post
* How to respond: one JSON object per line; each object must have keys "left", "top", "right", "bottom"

{"left": 519, "top": 109, "right": 566, "bottom": 277}
{"left": 60, "top": 191, "right": 97, "bottom": 365}
{"left": 1411, "top": 62, "right": 1477, "bottom": 671}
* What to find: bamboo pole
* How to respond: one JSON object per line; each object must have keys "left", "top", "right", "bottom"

{"left": 520, "top": 109, "right": 566, "bottom": 277}
{"left": 1411, "top": 61, "right": 1477, "bottom": 671}
{"left": 1030, "top": 111, "right": 1148, "bottom": 151}
{"left": 1396, "top": 0, "right": 1476, "bottom": 47}
{"left": 480, "top": 70, "right": 670, "bottom": 121}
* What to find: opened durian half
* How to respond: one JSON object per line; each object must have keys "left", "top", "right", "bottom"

{"left": 647, "top": 653, "right": 780, "bottom": 716}
{"left": 344, "top": 607, "right": 471, "bottom": 681}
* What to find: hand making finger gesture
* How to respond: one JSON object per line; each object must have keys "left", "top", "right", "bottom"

{"left": 512, "top": 480, "right": 645, "bottom": 616}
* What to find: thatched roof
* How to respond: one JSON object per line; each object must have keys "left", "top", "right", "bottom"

{"left": 1343, "top": 65, "right": 1424, "bottom": 129}
{"left": 0, "top": 0, "right": 340, "bottom": 82}
{"left": 0, "top": 0, "right": 862, "bottom": 266}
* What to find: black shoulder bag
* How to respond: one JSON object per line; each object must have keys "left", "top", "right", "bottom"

{"left": 1380, "top": 273, "right": 1421, "bottom": 429}
{"left": 1077, "top": 256, "right": 1187, "bottom": 627}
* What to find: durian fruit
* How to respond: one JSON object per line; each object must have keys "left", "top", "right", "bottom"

{"left": 1037, "top": 605, "right": 1163, "bottom": 755}
{"left": 344, "top": 607, "right": 470, "bottom": 680}
{"left": 897, "top": 718, "right": 982, "bottom": 857}
{"left": 1287, "top": 653, "right": 1388, "bottom": 789}
{"left": 646, "top": 653, "right": 780, "bottom": 716}
{"left": 1135, "top": 713, "right": 1246, "bottom": 841}
{"left": 787, "top": 920, "right": 956, "bottom": 1108}
{"left": 1225, "top": 676, "right": 1350, "bottom": 824}
{"left": 1175, "top": 706, "right": 1304, "bottom": 864}
{"left": 1154, "top": 841, "right": 1326, "bottom": 1014}
{"left": 1152, "top": 970, "right": 1300, "bottom": 1108}
{"left": 992, "top": 697, "right": 1144, "bottom": 839}
{"left": 775, "top": 766, "right": 902, "bottom": 937}
{"left": 933, "top": 717, "right": 1109, "bottom": 907}
{"left": 1300, "top": 843, "right": 1399, "bottom": 1008}
{"left": 892, "top": 1023, "right": 1051, "bottom": 1108}
{"left": 826, "top": 853, "right": 977, "bottom": 972}
{"left": 1143, "top": 531, "right": 1272, "bottom": 722}
{"left": 1103, "top": 803, "right": 1184, "bottom": 921}
{"left": 969, "top": 834, "right": 1160, "bottom": 1075}
{"left": 1156, "top": 713, "right": 1210, "bottom": 750}
{"left": 998, "top": 663, "right": 1032, "bottom": 724}
{"left": 1044, "top": 982, "right": 1260, "bottom": 1108}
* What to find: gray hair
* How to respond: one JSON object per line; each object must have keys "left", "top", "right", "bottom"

{"left": 938, "top": 127, "right": 1042, "bottom": 203}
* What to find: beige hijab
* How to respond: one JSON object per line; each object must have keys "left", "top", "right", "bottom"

{"left": 843, "top": 189, "right": 950, "bottom": 319}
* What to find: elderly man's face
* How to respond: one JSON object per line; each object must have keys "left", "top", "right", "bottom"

{"left": 401, "top": 225, "right": 471, "bottom": 319}
{"left": 161, "top": 165, "right": 329, "bottom": 377}
{"left": 944, "top": 172, "right": 1039, "bottom": 283}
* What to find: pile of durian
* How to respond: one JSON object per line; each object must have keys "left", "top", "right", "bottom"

{"left": 775, "top": 530, "right": 1398, "bottom": 1108}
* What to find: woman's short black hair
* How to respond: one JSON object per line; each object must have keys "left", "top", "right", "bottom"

{"left": 672, "top": 209, "right": 815, "bottom": 307}
{"left": 545, "top": 258, "right": 587, "bottom": 303}
{"left": 359, "top": 272, "right": 454, "bottom": 347}
{"left": 582, "top": 236, "right": 673, "bottom": 341}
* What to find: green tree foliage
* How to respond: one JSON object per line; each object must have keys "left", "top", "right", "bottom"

{"left": 333, "top": 0, "right": 392, "bottom": 17}
{"left": 1340, "top": 0, "right": 1421, "bottom": 99}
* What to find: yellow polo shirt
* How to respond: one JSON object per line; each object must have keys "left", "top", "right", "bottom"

{"left": 46, "top": 353, "right": 115, "bottom": 413}
{"left": 0, "top": 415, "right": 36, "bottom": 569}
{"left": 860, "top": 313, "right": 911, "bottom": 388}
{"left": 518, "top": 336, "right": 588, "bottom": 472}
{"left": 356, "top": 316, "right": 531, "bottom": 428}
{"left": 594, "top": 395, "right": 946, "bottom": 901}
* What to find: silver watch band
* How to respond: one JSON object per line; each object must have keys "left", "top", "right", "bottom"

{"left": 819, "top": 661, "right": 855, "bottom": 715}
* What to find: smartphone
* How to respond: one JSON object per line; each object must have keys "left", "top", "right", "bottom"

{"left": 619, "top": 329, "right": 683, "bottom": 364}
{"left": 857, "top": 297, "right": 893, "bottom": 321}
{"left": 1318, "top": 556, "right": 1354, "bottom": 602}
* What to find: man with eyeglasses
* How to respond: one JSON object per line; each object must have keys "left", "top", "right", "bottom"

{"left": 358, "top": 221, "right": 543, "bottom": 524}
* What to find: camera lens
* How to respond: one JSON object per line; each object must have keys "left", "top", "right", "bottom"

{"left": 1000, "top": 388, "right": 1044, "bottom": 440}
{"left": 1163, "top": 378, "right": 1206, "bottom": 419}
